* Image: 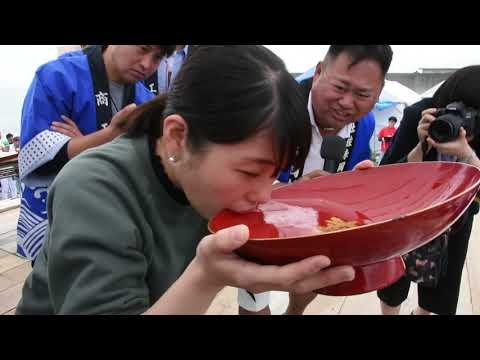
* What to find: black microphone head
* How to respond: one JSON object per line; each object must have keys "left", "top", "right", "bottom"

{"left": 321, "top": 135, "right": 347, "bottom": 162}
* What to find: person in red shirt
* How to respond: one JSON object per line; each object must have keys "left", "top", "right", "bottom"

{"left": 378, "top": 116, "right": 398, "bottom": 153}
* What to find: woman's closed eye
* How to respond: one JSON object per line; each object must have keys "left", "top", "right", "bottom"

{"left": 237, "top": 170, "right": 262, "bottom": 178}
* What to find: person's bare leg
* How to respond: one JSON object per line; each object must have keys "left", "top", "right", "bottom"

{"left": 412, "top": 306, "right": 431, "bottom": 315}
{"left": 380, "top": 300, "right": 402, "bottom": 315}
{"left": 238, "top": 306, "right": 271, "bottom": 315}
{"left": 285, "top": 292, "right": 317, "bottom": 315}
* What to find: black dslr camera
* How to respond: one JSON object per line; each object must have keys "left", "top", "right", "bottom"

{"left": 428, "top": 102, "right": 480, "bottom": 143}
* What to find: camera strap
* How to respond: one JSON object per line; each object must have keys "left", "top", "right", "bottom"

{"left": 421, "top": 139, "right": 431, "bottom": 161}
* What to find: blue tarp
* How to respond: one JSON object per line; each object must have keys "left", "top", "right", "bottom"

{"left": 375, "top": 101, "right": 402, "bottom": 111}
{"left": 295, "top": 67, "right": 315, "bottom": 82}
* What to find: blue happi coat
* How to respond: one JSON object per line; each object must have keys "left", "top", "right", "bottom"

{"left": 17, "top": 50, "right": 154, "bottom": 260}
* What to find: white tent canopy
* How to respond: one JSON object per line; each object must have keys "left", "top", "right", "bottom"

{"left": 379, "top": 80, "right": 422, "bottom": 107}
{"left": 421, "top": 81, "right": 444, "bottom": 98}
{"left": 371, "top": 80, "right": 422, "bottom": 158}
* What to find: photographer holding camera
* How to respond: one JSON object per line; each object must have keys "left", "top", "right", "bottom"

{"left": 409, "top": 102, "right": 480, "bottom": 165}
{"left": 377, "top": 66, "right": 480, "bottom": 315}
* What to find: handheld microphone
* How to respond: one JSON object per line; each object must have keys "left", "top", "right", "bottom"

{"left": 321, "top": 135, "right": 347, "bottom": 173}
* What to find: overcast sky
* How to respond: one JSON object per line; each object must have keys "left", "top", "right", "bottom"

{"left": 264, "top": 45, "right": 480, "bottom": 73}
{"left": 1, "top": 45, "right": 480, "bottom": 134}
{"left": 1, "top": 45, "right": 480, "bottom": 87}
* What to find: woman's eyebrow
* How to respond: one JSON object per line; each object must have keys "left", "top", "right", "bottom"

{"left": 242, "top": 157, "right": 276, "bottom": 165}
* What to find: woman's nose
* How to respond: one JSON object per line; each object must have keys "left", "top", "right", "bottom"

{"left": 248, "top": 181, "right": 273, "bottom": 205}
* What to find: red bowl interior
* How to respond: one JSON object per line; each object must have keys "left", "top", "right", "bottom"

{"left": 209, "top": 162, "right": 480, "bottom": 294}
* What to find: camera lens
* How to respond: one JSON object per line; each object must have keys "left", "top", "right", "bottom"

{"left": 428, "top": 116, "right": 462, "bottom": 143}
{"left": 428, "top": 118, "right": 458, "bottom": 143}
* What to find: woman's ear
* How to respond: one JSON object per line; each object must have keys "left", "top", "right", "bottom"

{"left": 162, "top": 115, "right": 189, "bottom": 160}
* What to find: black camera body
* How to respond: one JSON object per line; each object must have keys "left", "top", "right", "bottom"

{"left": 428, "top": 102, "right": 480, "bottom": 143}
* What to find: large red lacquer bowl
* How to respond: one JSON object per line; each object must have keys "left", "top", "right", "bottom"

{"left": 209, "top": 162, "right": 480, "bottom": 296}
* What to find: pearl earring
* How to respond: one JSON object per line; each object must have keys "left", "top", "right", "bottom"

{"left": 168, "top": 155, "right": 178, "bottom": 163}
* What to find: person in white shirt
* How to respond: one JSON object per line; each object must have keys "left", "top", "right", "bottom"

{"left": 238, "top": 45, "right": 393, "bottom": 315}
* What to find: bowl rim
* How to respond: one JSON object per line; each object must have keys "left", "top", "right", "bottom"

{"left": 207, "top": 161, "right": 480, "bottom": 241}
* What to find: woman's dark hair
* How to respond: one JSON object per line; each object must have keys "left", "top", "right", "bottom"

{"left": 432, "top": 65, "right": 480, "bottom": 154}
{"left": 128, "top": 45, "right": 311, "bottom": 174}
{"left": 432, "top": 65, "right": 480, "bottom": 109}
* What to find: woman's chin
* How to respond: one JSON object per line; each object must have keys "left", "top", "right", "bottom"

{"left": 230, "top": 206, "right": 258, "bottom": 214}
{"left": 206, "top": 205, "right": 257, "bottom": 218}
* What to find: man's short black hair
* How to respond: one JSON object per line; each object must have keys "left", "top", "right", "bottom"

{"left": 6, "top": 133, "right": 13, "bottom": 139}
{"left": 325, "top": 45, "right": 393, "bottom": 76}
{"left": 101, "top": 45, "right": 176, "bottom": 59}
{"left": 156, "top": 45, "right": 175, "bottom": 59}
{"left": 388, "top": 116, "right": 398, "bottom": 123}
